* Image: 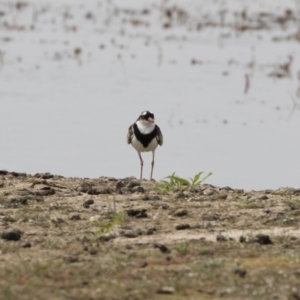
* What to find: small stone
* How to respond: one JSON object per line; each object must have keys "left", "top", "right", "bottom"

{"left": 156, "top": 287, "right": 175, "bottom": 294}
{"left": 127, "top": 209, "right": 148, "bottom": 218}
{"left": 34, "top": 172, "right": 54, "bottom": 179}
{"left": 87, "top": 188, "right": 100, "bottom": 195}
{"left": 173, "top": 208, "right": 188, "bottom": 217}
{"left": 222, "top": 186, "right": 233, "bottom": 191}
{"left": 239, "top": 236, "right": 246, "bottom": 243}
{"left": 99, "top": 233, "right": 116, "bottom": 241}
{"left": 70, "top": 214, "right": 81, "bottom": 221}
{"left": 203, "top": 189, "right": 214, "bottom": 196}
{"left": 154, "top": 243, "right": 170, "bottom": 253}
{"left": 34, "top": 189, "right": 55, "bottom": 196}
{"left": 116, "top": 180, "right": 126, "bottom": 189}
{"left": 255, "top": 234, "right": 273, "bottom": 245}
{"left": 175, "top": 224, "right": 190, "bottom": 230}
{"left": 22, "top": 242, "right": 31, "bottom": 248}
{"left": 202, "top": 213, "right": 219, "bottom": 221}
{"left": 123, "top": 231, "right": 139, "bottom": 238}
{"left": 258, "top": 195, "right": 268, "bottom": 200}
{"left": 146, "top": 227, "right": 157, "bottom": 235}
{"left": 138, "top": 261, "right": 148, "bottom": 268}
{"left": 234, "top": 268, "right": 247, "bottom": 278}
{"left": 89, "top": 215, "right": 101, "bottom": 222}
{"left": 88, "top": 247, "right": 98, "bottom": 255}
{"left": 216, "top": 234, "right": 227, "bottom": 242}
{"left": 142, "top": 195, "right": 150, "bottom": 201}
{"left": 1, "top": 229, "right": 22, "bottom": 241}
{"left": 64, "top": 256, "right": 79, "bottom": 263}
{"left": 83, "top": 199, "right": 94, "bottom": 208}
{"left": 131, "top": 186, "right": 145, "bottom": 193}
{"left": 8, "top": 195, "right": 28, "bottom": 205}
{"left": 126, "top": 180, "right": 140, "bottom": 188}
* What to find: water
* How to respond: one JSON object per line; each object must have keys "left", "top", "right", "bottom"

{"left": 0, "top": 0, "right": 300, "bottom": 190}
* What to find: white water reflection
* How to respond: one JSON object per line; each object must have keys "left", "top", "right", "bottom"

{"left": 0, "top": 0, "right": 300, "bottom": 190}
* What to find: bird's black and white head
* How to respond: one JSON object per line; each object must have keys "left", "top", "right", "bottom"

{"left": 136, "top": 111, "right": 156, "bottom": 134}
{"left": 138, "top": 111, "right": 155, "bottom": 123}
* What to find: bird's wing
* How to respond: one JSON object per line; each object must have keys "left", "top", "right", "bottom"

{"left": 156, "top": 125, "right": 163, "bottom": 146}
{"left": 127, "top": 124, "right": 134, "bottom": 144}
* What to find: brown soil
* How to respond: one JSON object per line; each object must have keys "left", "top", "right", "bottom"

{"left": 1, "top": 171, "right": 300, "bottom": 299}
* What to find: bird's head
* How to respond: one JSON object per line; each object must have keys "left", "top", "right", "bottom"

{"left": 138, "top": 111, "right": 155, "bottom": 123}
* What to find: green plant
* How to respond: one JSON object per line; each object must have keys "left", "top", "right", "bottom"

{"left": 174, "top": 242, "right": 189, "bottom": 256}
{"left": 157, "top": 172, "right": 212, "bottom": 191}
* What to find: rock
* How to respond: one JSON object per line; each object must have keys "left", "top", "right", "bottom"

{"left": 203, "top": 189, "right": 214, "bottom": 195}
{"left": 1, "top": 229, "right": 22, "bottom": 241}
{"left": 143, "top": 195, "right": 160, "bottom": 200}
{"left": 175, "top": 224, "right": 190, "bottom": 230}
{"left": 83, "top": 199, "right": 94, "bottom": 208}
{"left": 87, "top": 188, "right": 100, "bottom": 195}
{"left": 258, "top": 195, "right": 269, "bottom": 200}
{"left": 216, "top": 234, "right": 227, "bottom": 242}
{"left": 88, "top": 247, "right": 98, "bottom": 255}
{"left": 122, "top": 231, "right": 139, "bottom": 238}
{"left": 126, "top": 180, "right": 140, "bottom": 188}
{"left": 116, "top": 180, "right": 126, "bottom": 189}
{"left": 222, "top": 186, "right": 233, "bottom": 191}
{"left": 127, "top": 209, "right": 148, "bottom": 218}
{"left": 34, "top": 172, "right": 54, "bottom": 179}
{"left": 22, "top": 242, "right": 31, "bottom": 248}
{"left": 172, "top": 208, "right": 188, "bottom": 217}
{"left": 137, "top": 261, "right": 148, "bottom": 268}
{"left": 0, "top": 170, "right": 8, "bottom": 175}
{"left": 156, "top": 287, "right": 175, "bottom": 294}
{"left": 131, "top": 186, "right": 145, "bottom": 193}
{"left": 239, "top": 236, "right": 246, "bottom": 243}
{"left": 8, "top": 195, "right": 28, "bottom": 205}
{"left": 234, "top": 268, "right": 247, "bottom": 278}
{"left": 146, "top": 227, "right": 157, "bottom": 235}
{"left": 255, "top": 234, "right": 273, "bottom": 245}
{"left": 99, "top": 233, "right": 116, "bottom": 241}
{"left": 154, "top": 243, "right": 170, "bottom": 253}
{"left": 64, "top": 256, "right": 79, "bottom": 263}
{"left": 70, "top": 214, "right": 81, "bottom": 221}
{"left": 202, "top": 213, "right": 220, "bottom": 221}
{"left": 89, "top": 215, "right": 101, "bottom": 222}
{"left": 34, "top": 188, "right": 55, "bottom": 196}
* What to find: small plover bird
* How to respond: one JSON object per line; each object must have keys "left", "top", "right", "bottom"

{"left": 127, "top": 111, "right": 163, "bottom": 180}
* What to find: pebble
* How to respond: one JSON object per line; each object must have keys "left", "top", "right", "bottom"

{"left": 175, "top": 224, "right": 190, "bottom": 230}
{"left": 22, "top": 242, "right": 31, "bottom": 248}
{"left": 70, "top": 214, "right": 81, "bottom": 221}
{"left": 216, "top": 234, "right": 227, "bottom": 242}
{"left": 255, "top": 234, "right": 273, "bottom": 245}
{"left": 126, "top": 180, "right": 140, "bottom": 188}
{"left": 172, "top": 208, "right": 188, "bottom": 217}
{"left": 234, "top": 268, "right": 247, "bottom": 278}
{"left": 127, "top": 209, "right": 148, "bottom": 218}
{"left": 156, "top": 287, "right": 175, "bottom": 294}
{"left": 154, "top": 243, "right": 170, "bottom": 253}
{"left": 83, "top": 199, "right": 94, "bottom": 208}
{"left": 1, "top": 229, "right": 22, "bottom": 241}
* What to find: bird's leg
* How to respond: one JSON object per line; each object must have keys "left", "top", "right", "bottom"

{"left": 138, "top": 152, "right": 143, "bottom": 180}
{"left": 150, "top": 151, "right": 155, "bottom": 180}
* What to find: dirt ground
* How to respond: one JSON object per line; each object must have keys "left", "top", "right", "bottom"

{"left": 1, "top": 170, "right": 300, "bottom": 299}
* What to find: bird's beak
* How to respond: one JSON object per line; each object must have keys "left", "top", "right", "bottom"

{"left": 148, "top": 117, "right": 154, "bottom": 123}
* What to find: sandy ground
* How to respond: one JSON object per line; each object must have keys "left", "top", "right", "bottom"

{"left": 1, "top": 170, "right": 300, "bottom": 299}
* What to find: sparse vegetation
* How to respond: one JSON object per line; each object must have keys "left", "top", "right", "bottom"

{"left": 157, "top": 172, "right": 212, "bottom": 191}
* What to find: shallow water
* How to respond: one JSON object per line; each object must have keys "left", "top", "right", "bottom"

{"left": 0, "top": 0, "right": 300, "bottom": 189}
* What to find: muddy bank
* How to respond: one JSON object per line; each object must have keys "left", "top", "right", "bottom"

{"left": 1, "top": 170, "right": 300, "bottom": 299}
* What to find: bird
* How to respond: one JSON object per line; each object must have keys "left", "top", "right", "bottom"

{"left": 127, "top": 111, "right": 163, "bottom": 180}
